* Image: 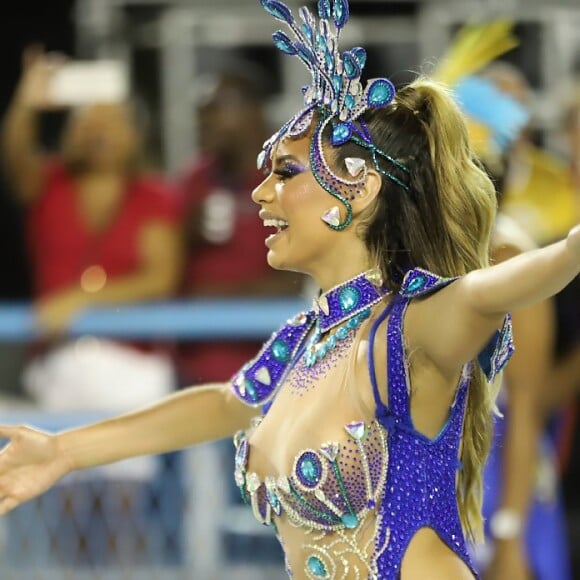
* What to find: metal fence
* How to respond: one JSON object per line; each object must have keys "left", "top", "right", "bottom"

{"left": 0, "top": 300, "right": 307, "bottom": 580}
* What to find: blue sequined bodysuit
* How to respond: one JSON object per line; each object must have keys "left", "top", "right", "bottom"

{"left": 231, "top": 269, "right": 514, "bottom": 579}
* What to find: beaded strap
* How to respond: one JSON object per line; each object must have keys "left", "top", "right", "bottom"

{"left": 399, "top": 267, "right": 515, "bottom": 383}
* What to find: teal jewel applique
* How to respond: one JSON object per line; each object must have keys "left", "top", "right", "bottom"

{"left": 307, "top": 555, "right": 328, "bottom": 577}
{"left": 367, "top": 78, "right": 395, "bottom": 108}
{"left": 243, "top": 378, "right": 258, "bottom": 402}
{"left": 266, "top": 487, "right": 282, "bottom": 516}
{"left": 341, "top": 513, "right": 360, "bottom": 528}
{"left": 339, "top": 285, "right": 360, "bottom": 312}
{"left": 304, "top": 308, "right": 370, "bottom": 368}
{"left": 331, "top": 122, "right": 352, "bottom": 146}
{"left": 300, "top": 457, "right": 321, "bottom": 485}
{"left": 271, "top": 339, "right": 290, "bottom": 362}
{"left": 294, "top": 451, "right": 326, "bottom": 490}
{"left": 407, "top": 275, "right": 426, "bottom": 293}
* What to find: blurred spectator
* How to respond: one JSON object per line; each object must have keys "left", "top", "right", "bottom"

{"left": 175, "top": 64, "right": 304, "bottom": 386}
{"left": 0, "top": 46, "right": 183, "bottom": 564}
{"left": 549, "top": 85, "right": 580, "bottom": 579}
{"left": 482, "top": 62, "right": 578, "bottom": 246}
{"left": 456, "top": 64, "right": 573, "bottom": 579}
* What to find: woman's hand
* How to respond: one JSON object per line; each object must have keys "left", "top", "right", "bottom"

{"left": 0, "top": 425, "right": 74, "bottom": 515}
{"left": 15, "top": 45, "right": 67, "bottom": 110}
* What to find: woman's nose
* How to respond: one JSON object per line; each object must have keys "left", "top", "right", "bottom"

{"left": 251, "top": 173, "right": 275, "bottom": 205}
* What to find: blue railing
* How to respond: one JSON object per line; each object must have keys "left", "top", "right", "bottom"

{"left": 0, "top": 298, "right": 301, "bottom": 578}
{"left": 0, "top": 298, "right": 310, "bottom": 341}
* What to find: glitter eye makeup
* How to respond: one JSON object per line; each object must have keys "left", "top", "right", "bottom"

{"left": 273, "top": 156, "right": 309, "bottom": 180}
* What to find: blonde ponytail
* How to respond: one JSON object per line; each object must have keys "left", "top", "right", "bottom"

{"left": 329, "top": 77, "right": 499, "bottom": 540}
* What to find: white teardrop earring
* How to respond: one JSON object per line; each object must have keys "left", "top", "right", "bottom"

{"left": 345, "top": 157, "right": 366, "bottom": 177}
{"left": 321, "top": 206, "right": 341, "bottom": 228}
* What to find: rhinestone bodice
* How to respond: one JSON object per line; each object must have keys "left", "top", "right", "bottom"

{"left": 235, "top": 419, "right": 388, "bottom": 532}
{"left": 230, "top": 268, "right": 513, "bottom": 579}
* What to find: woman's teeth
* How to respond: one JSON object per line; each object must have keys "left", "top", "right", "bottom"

{"left": 264, "top": 219, "right": 289, "bottom": 232}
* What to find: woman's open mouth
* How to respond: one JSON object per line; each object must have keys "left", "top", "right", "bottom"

{"left": 264, "top": 218, "right": 289, "bottom": 245}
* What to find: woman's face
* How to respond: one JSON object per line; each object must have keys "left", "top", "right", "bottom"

{"left": 251, "top": 134, "right": 358, "bottom": 276}
{"left": 62, "top": 103, "right": 140, "bottom": 172}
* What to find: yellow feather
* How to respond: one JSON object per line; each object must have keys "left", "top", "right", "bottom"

{"left": 433, "top": 20, "right": 519, "bottom": 86}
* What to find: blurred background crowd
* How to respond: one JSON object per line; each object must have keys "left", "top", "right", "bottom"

{"left": 0, "top": 0, "right": 577, "bottom": 579}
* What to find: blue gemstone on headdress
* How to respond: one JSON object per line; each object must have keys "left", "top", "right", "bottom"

{"left": 307, "top": 555, "right": 328, "bottom": 577}
{"left": 272, "top": 339, "right": 290, "bottom": 362}
{"left": 352, "top": 46, "right": 367, "bottom": 68}
{"left": 318, "top": 0, "right": 332, "bottom": 20}
{"left": 325, "top": 52, "right": 334, "bottom": 70}
{"left": 339, "top": 286, "right": 360, "bottom": 312}
{"left": 261, "top": 0, "right": 293, "bottom": 25}
{"left": 333, "top": 0, "right": 349, "bottom": 28}
{"left": 301, "top": 22, "right": 314, "bottom": 42}
{"left": 367, "top": 78, "right": 396, "bottom": 108}
{"left": 342, "top": 51, "right": 361, "bottom": 80}
{"left": 331, "top": 122, "right": 352, "bottom": 146}
{"left": 341, "top": 513, "right": 360, "bottom": 528}
{"left": 345, "top": 94, "right": 355, "bottom": 109}
{"left": 296, "top": 42, "right": 315, "bottom": 65}
{"left": 273, "top": 30, "right": 297, "bottom": 55}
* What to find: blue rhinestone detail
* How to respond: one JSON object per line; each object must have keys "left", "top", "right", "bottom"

{"left": 341, "top": 513, "right": 360, "bottom": 528}
{"left": 266, "top": 489, "right": 282, "bottom": 516}
{"left": 339, "top": 285, "right": 360, "bottom": 312}
{"left": 271, "top": 339, "right": 290, "bottom": 362}
{"left": 296, "top": 452, "right": 323, "bottom": 488}
{"left": 307, "top": 555, "right": 328, "bottom": 577}
{"left": 331, "top": 122, "right": 352, "bottom": 146}
{"left": 407, "top": 275, "right": 426, "bottom": 293}
{"left": 244, "top": 379, "right": 257, "bottom": 401}
{"left": 367, "top": 78, "right": 395, "bottom": 108}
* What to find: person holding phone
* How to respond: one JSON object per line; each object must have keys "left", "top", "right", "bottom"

{"left": 0, "top": 46, "right": 183, "bottom": 564}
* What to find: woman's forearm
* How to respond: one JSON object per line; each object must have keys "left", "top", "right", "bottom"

{"left": 56, "top": 382, "right": 254, "bottom": 471}
{"left": 469, "top": 232, "right": 579, "bottom": 316}
{"left": 1, "top": 93, "right": 43, "bottom": 203}
{"left": 2, "top": 95, "right": 37, "bottom": 167}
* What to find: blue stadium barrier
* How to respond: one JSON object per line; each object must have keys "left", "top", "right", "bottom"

{"left": 0, "top": 299, "right": 304, "bottom": 578}
{"left": 0, "top": 298, "right": 310, "bottom": 341}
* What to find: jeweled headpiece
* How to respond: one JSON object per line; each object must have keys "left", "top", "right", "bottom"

{"left": 258, "top": 0, "right": 410, "bottom": 230}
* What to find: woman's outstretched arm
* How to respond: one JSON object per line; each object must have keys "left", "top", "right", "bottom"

{"left": 0, "top": 382, "right": 255, "bottom": 515}
{"left": 408, "top": 225, "right": 580, "bottom": 375}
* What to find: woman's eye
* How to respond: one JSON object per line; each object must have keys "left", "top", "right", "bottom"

{"left": 274, "top": 169, "right": 295, "bottom": 180}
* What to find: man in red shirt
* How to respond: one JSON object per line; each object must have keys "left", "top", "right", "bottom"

{"left": 175, "top": 67, "right": 304, "bottom": 385}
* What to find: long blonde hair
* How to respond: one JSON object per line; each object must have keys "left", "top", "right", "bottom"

{"left": 327, "top": 77, "right": 498, "bottom": 541}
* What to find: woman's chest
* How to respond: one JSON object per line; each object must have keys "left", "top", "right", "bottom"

{"left": 248, "top": 340, "right": 375, "bottom": 476}
{"left": 236, "top": 352, "right": 388, "bottom": 528}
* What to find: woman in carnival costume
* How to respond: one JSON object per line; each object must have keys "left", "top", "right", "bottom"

{"left": 0, "top": 2, "right": 578, "bottom": 578}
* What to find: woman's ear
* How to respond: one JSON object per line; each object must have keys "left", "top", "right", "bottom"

{"left": 352, "top": 167, "right": 382, "bottom": 214}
